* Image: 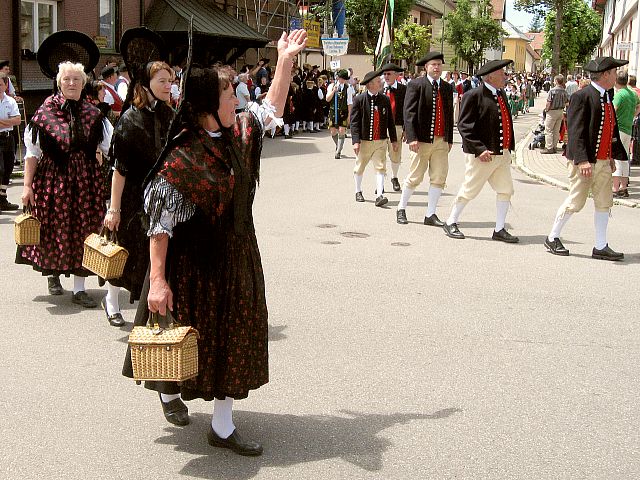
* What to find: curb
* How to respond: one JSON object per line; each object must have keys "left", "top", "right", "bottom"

{"left": 514, "top": 129, "right": 639, "bottom": 209}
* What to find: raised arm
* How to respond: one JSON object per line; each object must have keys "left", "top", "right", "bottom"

{"left": 265, "top": 30, "right": 307, "bottom": 117}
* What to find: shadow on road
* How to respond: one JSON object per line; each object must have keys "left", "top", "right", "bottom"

{"left": 153, "top": 407, "right": 461, "bottom": 479}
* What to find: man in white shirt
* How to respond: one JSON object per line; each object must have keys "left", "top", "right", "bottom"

{"left": 565, "top": 74, "right": 578, "bottom": 97}
{"left": 100, "top": 66, "right": 123, "bottom": 116}
{"left": 0, "top": 72, "right": 21, "bottom": 210}
{"left": 115, "top": 63, "right": 130, "bottom": 102}
{"left": 236, "top": 74, "right": 251, "bottom": 113}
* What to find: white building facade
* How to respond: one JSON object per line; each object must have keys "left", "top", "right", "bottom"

{"left": 596, "top": 0, "right": 640, "bottom": 75}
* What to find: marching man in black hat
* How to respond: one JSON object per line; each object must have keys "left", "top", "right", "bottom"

{"left": 351, "top": 70, "right": 398, "bottom": 206}
{"left": 442, "top": 59, "right": 518, "bottom": 242}
{"left": 326, "top": 69, "right": 354, "bottom": 158}
{"left": 380, "top": 63, "right": 407, "bottom": 191}
{"left": 396, "top": 52, "right": 454, "bottom": 225}
{"left": 544, "top": 57, "right": 628, "bottom": 260}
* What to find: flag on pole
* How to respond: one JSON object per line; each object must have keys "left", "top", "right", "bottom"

{"left": 375, "top": 0, "right": 394, "bottom": 69}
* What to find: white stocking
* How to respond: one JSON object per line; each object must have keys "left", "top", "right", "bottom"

{"left": 354, "top": 174, "right": 363, "bottom": 193}
{"left": 211, "top": 397, "right": 235, "bottom": 439}
{"left": 447, "top": 202, "right": 466, "bottom": 225}
{"left": 105, "top": 283, "right": 121, "bottom": 315}
{"left": 73, "top": 275, "right": 86, "bottom": 295}
{"left": 548, "top": 208, "right": 572, "bottom": 241}
{"left": 594, "top": 211, "right": 609, "bottom": 250}
{"left": 398, "top": 187, "right": 414, "bottom": 210}
{"left": 376, "top": 173, "right": 385, "bottom": 197}
{"left": 426, "top": 187, "right": 443, "bottom": 217}
{"left": 391, "top": 162, "right": 400, "bottom": 178}
{"left": 495, "top": 200, "right": 510, "bottom": 232}
{"left": 161, "top": 393, "right": 181, "bottom": 403}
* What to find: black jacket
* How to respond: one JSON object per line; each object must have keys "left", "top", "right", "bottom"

{"left": 383, "top": 82, "right": 407, "bottom": 126}
{"left": 403, "top": 76, "right": 454, "bottom": 144}
{"left": 457, "top": 84, "right": 515, "bottom": 156}
{"left": 350, "top": 92, "right": 398, "bottom": 145}
{"left": 565, "top": 83, "right": 627, "bottom": 164}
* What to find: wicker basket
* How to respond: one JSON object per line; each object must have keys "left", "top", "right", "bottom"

{"left": 14, "top": 206, "right": 41, "bottom": 246}
{"left": 129, "top": 314, "right": 199, "bottom": 382}
{"left": 82, "top": 229, "right": 129, "bottom": 279}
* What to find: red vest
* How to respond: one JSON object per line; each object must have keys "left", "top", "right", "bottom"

{"left": 434, "top": 91, "right": 445, "bottom": 137}
{"left": 496, "top": 94, "right": 512, "bottom": 150}
{"left": 102, "top": 82, "right": 123, "bottom": 113}
{"left": 596, "top": 102, "right": 614, "bottom": 160}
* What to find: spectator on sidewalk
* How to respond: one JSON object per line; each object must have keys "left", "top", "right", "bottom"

{"left": 612, "top": 70, "right": 639, "bottom": 197}
{"left": 0, "top": 72, "right": 21, "bottom": 211}
{"left": 628, "top": 75, "right": 640, "bottom": 99}
{"left": 565, "top": 75, "right": 579, "bottom": 97}
{"left": 235, "top": 73, "right": 251, "bottom": 113}
{"left": 541, "top": 75, "right": 569, "bottom": 154}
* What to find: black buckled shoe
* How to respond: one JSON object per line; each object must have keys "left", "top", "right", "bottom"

{"left": 374, "top": 195, "right": 388, "bottom": 207}
{"left": 443, "top": 222, "right": 465, "bottom": 239}
{"left": 492, "top": 228, "right": 519, "bottom": 243}
{"left": 592, "top": 244, "right": 624, "bottom": 261}
{"left": 207, "top": 426, "right": 263, "bottom": 456}
{"left": 101, "top": 296, "right": 125, "bottom": 327}
{"left": 424, "top": 214, "right": 444, "bottom": 227}
{"left": 159, "top": 393, "right": 190, "bottom": 426}
{"left": 396, "top": 209, "right": 408, "bottom": 224}
{"left": 355, "top": 192, "right": 365, "bottom": 202}
{"left": 0, "top": 196, "right": 19, "bottom": 211}
{"left": 71, "top": 291, "right": 98, "bottom": 308}
{"left": 47, "top": 276, "right": 64, "bottom": 296}
{"left": 544, "top": 237, "right": 569, "bottom": 256}
{"left": 391, "top": 178, "right": 401, "bottom": 192}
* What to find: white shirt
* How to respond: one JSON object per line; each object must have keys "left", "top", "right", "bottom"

{"left": 236, "top": 82, "right": 250, "bottom": 109}
{"left": 102, "top": 84, "right": 115, "bottom": 105}
{"left": 0, "top": 93, "right": 20, "bottom": 132}
{"left": 171, "top": 84, "right": 180, "bottom": 102}
{"left": 24, "top": 119, "right": 113, "bottom": 160}
{"left": 116, "top": 77, "right": 129, "bottom": 101}
{"left": 328, "top": 82, "right": 354, "bottom": 105}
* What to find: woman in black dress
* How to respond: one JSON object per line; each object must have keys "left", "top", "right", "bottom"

{"left": 102, "top": 61, "right": 175, "bottom": 326}
{"left": 123, "top": 29, "right": 308, "bottom": 455}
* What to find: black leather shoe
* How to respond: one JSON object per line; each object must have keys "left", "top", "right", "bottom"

{"left": 0, "top": 196, "right": 19, "bottom": 210}
{"left": 443, "top": 222, "right": 465, "bottom": 239}
{"left": 71, "top": 291, "right": 97, "bottom": 308}
{"left": 335, "top": 152, "right": 341, "bottom": 159}
{"left": 391, "top": 177, "right": 401, "bottom": 192}
{"left": 544, "top": 237, "right": 569, "bottom": 256}
{"left": 492, "top": 228, "right": 519, "bottom": 243}
{"left": 207, "top": 426, "right": 263, "bottom": 456}
{"left": 540, "top": 148, "right": 556, "bottom": 154}
{"left": 396, "top": 209, "right": 408, "bottom": 224}
{"left": 592, "top": 244, "right": 624, "bottom": 261}
{"left": 375, "top": 195, "right": 388, "bottom": 207}
{"left": 424, "top": 214, "right": 444, "bottom": 227}
{"left": 159, "top": 393, "right": 190, "bottom": 426}
{"left": 355, "top": 192, "right": 365, "bottom": 202}
{"left": 101, "top": 296, "right": 125, "bottom": 327}
{"left": 47, "top": 276, "right": 64, "bottom": 296}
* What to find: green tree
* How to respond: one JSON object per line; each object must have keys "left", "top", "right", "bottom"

{"left": 528, "top": 15, "right": 544, "bottom": 33}
{"left": 443, "top": 0, "right": 505, "bottom": 74}
{"left": 343, "top": 0, "right": 413, "bottom": 50}
{"left": 515, "top": 0, "right": 564, "bottom": 74}
{"left": 542, "top": 0, "right": 601, "bottom": 73}
{"left": 393, "top": 19, "right": 431, "bottom": 71}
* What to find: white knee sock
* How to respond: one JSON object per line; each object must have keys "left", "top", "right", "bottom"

{"left": 447, "top": 202, "right": 466, "bottom": 225}
{"left": 284, "top": 124, "right": 290, "bottom": 135}
{"left": 376, "top": 173, "right": 385, "bottom": 197}
{"left": 398, "top": 187, "right": 414, "bottom": 210}
{"left": 337, "top": 135, "right": 345, "bottom": 154}
{"left": 426, "top": 186, "right": 443, "bottom": 217}
{"left": 391, "top": 162, "right": 400, "bottom": 178}
{"left": 315, "top": 122, "right": 320, "bottom": 130}
{"left": 161, "top": 393, "right": 181, "bottom": 403}
{"left": 73, "top": 275, "right": 86, "bottom": 295}
{"left": 548, "top": 208, "right": 572, "bottom": 241}
{"left": 354, "top": 174, "right": 363, "bottom": 193}
{"left": 495, "top": 200, "right": 510, "bottom": 232}
{"left": 211, "top": 397, "right": 235, "bottom": 439}
{"left": 594, "top": 211, "right": 609, "bottom": 250}
{"left": 105, "top": 283, "right": 121, "bottom": 315}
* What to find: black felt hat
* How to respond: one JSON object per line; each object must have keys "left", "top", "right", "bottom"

{"left": 584, "top": 57, "right": 629, "bottom": 73}
{"left": 336, "top": 69, "right": 350, "bottom": 80}
{"left": 416, "top": 52, "right": 445, "bottom": 67}
{"left": 379, "top": 62, "right": 403, "bottom": 73}
{"left": 476, "top": 59, "right": 513, "bottom": 77}
{"left": 360, "top": 70, "right": 381, "bottom": 85}
{"left": 37, "top": 30, "right": 100, "bottom": 79}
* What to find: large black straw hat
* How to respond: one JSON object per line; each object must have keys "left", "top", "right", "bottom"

{"left": 119, "top": 27, "right": 167, "bottom": 84}
{"left": 37, "top": 30, "right": 100, "bottom": 79}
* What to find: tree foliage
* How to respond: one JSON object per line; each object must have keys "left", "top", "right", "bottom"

{"left": 542, "top": 0, "right": 601, "bottom": 72}
{"left": 515, "top": 0, "right": 563, "bottom": 74}
{"left": 528, "top": 15, "right": 544, "bottom": 33}
{"left": 393, "top": 20, "right": 431, "bottom": 70}
{"left": 443, "top": 0, "right": 505, "bottom": 74}
{"left": 343, "top": 0, "right": 413, "bottom": 49}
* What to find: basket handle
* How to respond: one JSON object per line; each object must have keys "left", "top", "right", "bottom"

{"left": 147, "top": 311, "right": 180, "bottom": 335}
{"left": 99, "top": 226, "right": 119, "bottom": 245}
{"left": 23, "top": 204, "right": 34, "bottom": 216}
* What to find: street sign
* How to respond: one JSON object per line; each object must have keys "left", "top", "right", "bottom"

{"left": 617, "top": 41, "right": 633, "bottom": 51}
{"left": 290, "top": 18, "right": 302, "bottom": 31}
{"left": 303, "top": 19, "right": 321, "bottom": 48}
{"left": 330, "top": 60, "right": 341, "bottom": 70}
{"left": 321, "top": 36, "right": 350, "bottom": 56}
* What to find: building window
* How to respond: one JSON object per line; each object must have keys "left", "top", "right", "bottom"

{"left": 99, "top": 0, "right": 117, "bottom": 50}
{"left": 20, "top": 0, "right": 57, "bottom": 52}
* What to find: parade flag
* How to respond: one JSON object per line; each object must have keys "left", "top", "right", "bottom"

{"left": 375, "top": 0, "right": 394, "bottom": 69}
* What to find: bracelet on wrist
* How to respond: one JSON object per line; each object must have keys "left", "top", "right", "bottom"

{"left": 107, "top": 208, "right": 121, "bottom": 214}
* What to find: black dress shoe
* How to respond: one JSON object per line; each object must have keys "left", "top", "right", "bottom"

{"left": 396, "top": 209, "right": 408, "bottom": 224}
{"left": 592, "top": 244, "right": 624, "bottom": 261}
{"left": 355, "top": 192, "right": 365, "bottom": 202}
{"left": 159, "top": 393, "right": 190, "bottom": 426}
{"left": 47, "top": 276, "right": 64, "bottom": 296}
{"left": 492, "top": 228, "right": 519, "bottom": 243}
{"left": 424, "top": 214, "right": 444, "bottom": 227}
{"left": 207, "top": 426, "right": 263, "bottom": 456}
{"left": 443, "top": 222, "right": 465, "bottom": 239}
{"left": 71, "top": 291, "right": 98, "bottom": 308}
{"left": 375, "top": 195, "right": 388, "bottom": 207}
{"left": 334, "top": 152, "right": 341, "bottom": 159}
{"left": 101, "top": 296, "right": 125, "bottom": 327}
{"left": 544, "top": 237, "right": 569, "bottom": 256}
{"left": 391, "top": 177, "right": 401, "bottom": 192}
{"left": 0, "top": 196, "right": 19, "bottom": 210}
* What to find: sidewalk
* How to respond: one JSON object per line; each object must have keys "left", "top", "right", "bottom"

{"left": 513, "top": 94, "right": 640, "bottom": 208}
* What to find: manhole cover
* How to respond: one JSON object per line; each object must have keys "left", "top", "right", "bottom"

{"left": 391, "top": 242, "right": 411, "bottom": 247}
{"left": 316, "top": 224, "right": 337, "bottom": 229}
{"left": 321, "top": 241, "right": 341, "bottom": 245}
{"left": 340, "top": 231, "right": 370, "bottom": 238}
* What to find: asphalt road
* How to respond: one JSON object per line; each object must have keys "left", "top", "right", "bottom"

{"left": 1, "top": 97, "right": 639, "bottom": 479}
